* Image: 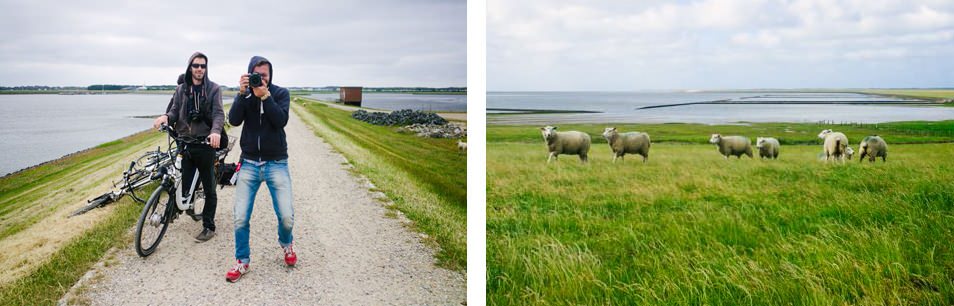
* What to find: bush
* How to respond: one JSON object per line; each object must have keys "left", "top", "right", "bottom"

{"left": 351, "top": 109, "right": 448, "bottom": 126}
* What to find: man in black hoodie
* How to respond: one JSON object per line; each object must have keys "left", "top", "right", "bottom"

{"left": 225, "top": 56, "right": 295, "bottom": 282}
{"left": 153, "top": 52, "right": 224, "bottom": 243}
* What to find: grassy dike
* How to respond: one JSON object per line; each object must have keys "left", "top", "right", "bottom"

{"left": 487, "top": 121, "right": 954, "bottom": 305}
{"left": 292, "top": 98, "right": 467, "bottom": 271}
{"left": 0, "top": 130, "right": 165, "bottom": 305}
{"left": 863, "top": 89, "right": 954, "bottom": 106}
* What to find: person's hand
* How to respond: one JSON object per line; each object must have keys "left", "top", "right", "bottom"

{"left": 153, "top": 115, "right": 168, "bottom": 130}
{"left": 238, "top": 74, "right": 249, "bottom": 95}
{"left": 252, "top": 84, "right": 269, "bottom": 99}
{"left": 208, "top": 133, "right": 221, "bottom": 149}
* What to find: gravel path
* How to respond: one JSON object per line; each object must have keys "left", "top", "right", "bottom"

{"left": 75, "top": 111, "right": 466, "bottom": 305}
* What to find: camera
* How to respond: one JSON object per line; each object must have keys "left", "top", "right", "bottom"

{"left": 249, "top": 72, "right": 263, "bottom": 88}
{"left": 188, "top": 108, "right": 204, "bottom": 122}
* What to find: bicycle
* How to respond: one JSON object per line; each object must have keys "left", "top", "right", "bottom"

{"left": 70, "top": 145, "right": 173, "bottom": 217}
{"left": 134, "top": 124, "right": 234, "bottom": 257}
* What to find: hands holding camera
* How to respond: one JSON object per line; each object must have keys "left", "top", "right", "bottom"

{"left": 239, "top": 73, "right": 269, "bottom": 100}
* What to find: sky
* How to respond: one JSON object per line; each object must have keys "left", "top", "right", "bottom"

{"left": 488, "top": 0, "right": 954, "bottom": 91}
{"left": 0, "top": 0, "right": 466, "bottom": 87}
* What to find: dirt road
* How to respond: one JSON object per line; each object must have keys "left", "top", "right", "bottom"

{"left": 74, "top": 110, "right": 465, "bottom": 305}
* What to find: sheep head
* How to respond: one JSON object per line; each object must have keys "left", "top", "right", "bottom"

{"left": 602, "top": 127, "right": 618, "bottom": 141}
{"left": 541, "top": 126, "right": 558, "bottom": 142}
{"left": 709, "top": 134, "right": 722, "bottom": 144}
{"left": 818, "top": 129, "right": 833, "bottom": 139}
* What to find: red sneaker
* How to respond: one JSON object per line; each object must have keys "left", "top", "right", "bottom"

{"left": 226, "top": 260, "right": 249, "bottom": 282}
{"left": 283, "top": 244, "right": 297, "bottom": 266}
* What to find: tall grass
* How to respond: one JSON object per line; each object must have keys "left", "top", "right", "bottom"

{"left": 0, "top": 130, "right": 164, "bottom": 241}
{"left": 0, "top": 195, "right": 141, "bottom": 305}
{"left": 488, "top": 123, "right": 954, "bottom": 305}
{"left": 294, "top": 98, "right": 467, "bottom": 270}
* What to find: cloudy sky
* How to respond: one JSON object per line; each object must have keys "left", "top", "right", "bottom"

{"left": 489, "top": 0, "right": 954, "bottom": 91}
{"left": 0, "top": 0, "right": 465, "bottom": 87}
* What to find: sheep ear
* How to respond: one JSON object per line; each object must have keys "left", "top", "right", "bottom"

{"left": 553, "top": 126, "right": 558, "bottom": 130}
{"left": 611, "top": 127, "right": 617, "bottom": 131}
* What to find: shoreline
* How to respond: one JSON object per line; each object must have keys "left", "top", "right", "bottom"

{"left": 0, "top": 128, "right": 154, "bottom": 179}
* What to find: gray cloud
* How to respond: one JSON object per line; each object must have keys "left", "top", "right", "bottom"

{"left": 489, "top": 0, "right": 954, "bottom": 90}
{"left": 0, "top": 0, "right": 465, "bottom": 87}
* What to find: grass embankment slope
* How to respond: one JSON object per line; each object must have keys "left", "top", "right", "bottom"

{"left": 863, "top": 89, "right": 954, "bottom": 106}
{"left": 292, "top": 97, "right": 467, "bottom": 271}
{"left": 488, "top": 121, "right": 954, "bottom": 305}
{"left": 0, "top": 130, "right": 165, "bottom": 305}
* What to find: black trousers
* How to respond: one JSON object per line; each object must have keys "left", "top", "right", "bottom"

{"left": 180, "top": 144, "right": 217, "bottom": 231}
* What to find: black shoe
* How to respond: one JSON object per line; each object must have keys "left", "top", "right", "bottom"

{"left": 186, "top": 209, "right": 202, "bottom": 222}
{"left": 195, "top": 228, "right": 215, "bottom": 242}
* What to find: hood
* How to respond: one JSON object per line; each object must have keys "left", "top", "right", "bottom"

{"left": 185, "top": 51, "right": 209, "bottom": 89}
{"left": 247, "top": 55, "right": 273, "bottom": 87}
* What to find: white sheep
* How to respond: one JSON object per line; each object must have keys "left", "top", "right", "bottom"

{"left": 858, "top": 135, "right": 888, "bottom": 163}
{"left": 601, "top": 127, "right": 651, "bottom": 163}
{"left": 541, "top": 126, "right": 591, "bottom": 163}
{"left": 709, "top": 134, "right": 753, "bottom": 159}
{"left": 845, "top": 147, "right": 854, "bottom": 160}
{"left": 457, "top": 140, "right": 467, "bottom": 154}
{"left": 756, "top": 137, "right": 780, "bottom": 159}
{"left": 818, "top": 129, "right": 849, "bottom": 162}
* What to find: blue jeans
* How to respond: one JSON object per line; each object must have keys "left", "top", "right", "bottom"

{"left": 233, "top": 159, "right": 294, "bottom": 263}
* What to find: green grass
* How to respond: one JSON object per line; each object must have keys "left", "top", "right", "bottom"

{"left": 0, "top": 194, "right": 141, "bottom": 305}
{"left": 488, "top": 123, "right": 954, "bottom": 305}
{"left": 488, "top": 120, "right": 954, "bottom": 145}
{"left": 293, "top": 98, "right": 467, "bottom": 271}
{"left": 0, "top": 129, "right": 164, "bottom": 241}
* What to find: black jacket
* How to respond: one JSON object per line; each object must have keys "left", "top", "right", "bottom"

{"left": 228, "top": 56, "right": 290, "bottom": 161}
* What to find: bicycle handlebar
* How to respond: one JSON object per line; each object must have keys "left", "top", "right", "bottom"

{"left": 158, "top": 124, "right": 210, "bottom": 146}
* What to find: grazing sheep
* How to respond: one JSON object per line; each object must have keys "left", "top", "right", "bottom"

{"left": 541, "top": 126, "right": 591, "bottom": 163}
{"left": 756, "top": 137, "right": 780, "bottom": 159}
{"left": 858, "top": 135, "right": 888, "bottom": 163}
{"left": 845, "top": 146, "right": 854, "bottom": 160}
{"left": 601, "top": 127, "right": 651, "bottom": 163}
{"left": 818, "top": 129, "right": 849, "bottom": 162}
{"left": 457, "top": 140, "right": 467, "bottom": 154}
{"left": 709, "top": 134, "right": 753, "bottom": 159}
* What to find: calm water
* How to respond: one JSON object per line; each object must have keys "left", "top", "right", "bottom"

{"left": 0, "top": 94, "right": 209, "bottom": 176}
{"left": 308, "top": 93, "right": 467, "bottom": 112}
{"left": 488, "top": 91, "right": 954, "bottom": 125}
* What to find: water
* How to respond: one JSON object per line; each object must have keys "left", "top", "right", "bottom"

{"left": 308, "top": 93, "right": 467, "bottom": 112}
{"left": 0, "top": 94, "right": 203, "bottom": 176}
{"left": 488, "top": 91, "right": 954, "bottom": 125}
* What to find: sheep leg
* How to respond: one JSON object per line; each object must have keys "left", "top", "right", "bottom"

{"left": 580, "top": 154, "right": 588, "bottom": 164}
{"left": 547, "top": 152, "right": 556, "bottom": 163}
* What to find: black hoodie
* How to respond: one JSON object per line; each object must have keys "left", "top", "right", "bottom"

{"left": 228, "top": 56, "right": 290, "bottom": 161}
{"left": 165, "top": 52, "right": 224, "bottom": 140}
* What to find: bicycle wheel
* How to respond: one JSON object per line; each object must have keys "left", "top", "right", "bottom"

{"left": 135, "top": 184, "right": 173, "bottom": 257}
{"left": 127, "top": 152, "right": 164, "bottom": 203}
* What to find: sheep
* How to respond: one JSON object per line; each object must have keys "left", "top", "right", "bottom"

{"left": 601, "top": 127, "right": 651, "bottom": 163}
{"left": 709, "top": 134, "right": 753, "bottom": 159}
{"left": 858, "top": 135, "right": 888, "bottom": 163}
{"left": 457, "top": 140, "right": 467, "bottom": 154}
{"left": 845, "top": 146, "right": 854, "bottom": 160}
{"left": 541, "top": 126, "right": 590, "bottom": 163}
{"left": 818, "top": 129, "right": 849, "bottom": 162}
{"left": 755, "top": 137, "right": 780, "bottom": 159}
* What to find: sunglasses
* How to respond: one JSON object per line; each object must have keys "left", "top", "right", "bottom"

{"left": 191, "top": 64, "right": 207, "bottom": 69}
